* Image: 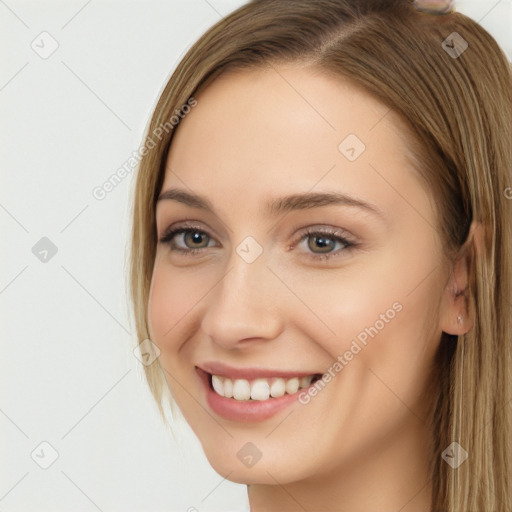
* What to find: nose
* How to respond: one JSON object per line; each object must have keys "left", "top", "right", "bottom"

{"left": 200, "top": 250, "right": 284, "bottom": 349}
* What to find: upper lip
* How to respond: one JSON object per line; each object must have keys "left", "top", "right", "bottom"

{"left": 197, "top": 361, "right": 320, "bottom": 380}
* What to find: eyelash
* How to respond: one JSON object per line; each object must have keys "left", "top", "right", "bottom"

{"left": 158, "top": 223, "right": 357, "bottom": 262}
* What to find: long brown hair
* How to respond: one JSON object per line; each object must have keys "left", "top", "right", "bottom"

{"left": 129, "top": 1, "right": 512, "bottom": 510}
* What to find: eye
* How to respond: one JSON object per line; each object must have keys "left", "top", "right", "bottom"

{"left": 292, "top": 226, "right": 357, "bottom": 261}
{"left": 159, "top": 224, "right": 218, "bottom": 255}
{"left": 159, "top": 223, "right": 357, "bottom": 261}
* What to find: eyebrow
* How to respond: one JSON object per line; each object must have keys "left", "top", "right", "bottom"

{"left": 156, "top": 188, "right": 384, "bottom": 219}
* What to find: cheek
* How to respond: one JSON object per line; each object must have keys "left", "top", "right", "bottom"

{"left": 302, "top": 247, "right": 441, "bottom": 396}
{"left": 147, "top": 261, "right": 196, "bottom": 351}
{"left": 146, "top": 263, "right": 201, "bottom": 404}
{"left": 302, "top": 281, "right": 439, "bottom": 463}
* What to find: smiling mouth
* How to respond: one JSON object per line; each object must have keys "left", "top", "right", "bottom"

{"left": 208, "top": 373, "right": 322, "bottom": 401}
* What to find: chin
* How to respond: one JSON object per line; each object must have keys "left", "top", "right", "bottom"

{"left": 199, "top": 439, "right": 313, "bottom": 486}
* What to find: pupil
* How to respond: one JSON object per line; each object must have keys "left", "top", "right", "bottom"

{"left": 310, "top": 235, "right": 333, "bottom": 253}
{"left": 187, "top": 231, "right": 207, "bottom": 247}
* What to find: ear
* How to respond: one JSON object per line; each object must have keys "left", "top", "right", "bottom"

{"left": 439, "top": 221, "right": 484, "bottom": 336}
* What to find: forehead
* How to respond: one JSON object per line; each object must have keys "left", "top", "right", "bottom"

{"left": 161, "top": 65, "right": 431, "bottom": 227}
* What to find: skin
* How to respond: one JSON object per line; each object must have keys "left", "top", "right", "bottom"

{"left": 147, "top": 64, "right": 474, "bottom": 512}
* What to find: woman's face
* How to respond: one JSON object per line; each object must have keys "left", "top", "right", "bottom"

{"left": 148, "top": 65, "right": 453, "bottom": 486}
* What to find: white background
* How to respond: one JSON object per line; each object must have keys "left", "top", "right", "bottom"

{"left": 1, "top": 1, "right": 510, "bottom": 511}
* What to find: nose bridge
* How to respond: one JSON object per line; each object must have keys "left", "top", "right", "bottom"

{"left": 200, "top": 241, "right": 282, "bottom": 345}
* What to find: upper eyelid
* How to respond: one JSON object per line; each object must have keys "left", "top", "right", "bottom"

{"left": 159, "top": 221, "right": 351, "bottom": 237}
{"left": 157, "top": 209, "right": 360, "bottom": 240}
{"left": 159, "top": 222, "right": 217, "bottom": 242}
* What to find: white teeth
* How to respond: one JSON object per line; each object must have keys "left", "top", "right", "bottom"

{"left": 223, "top": 378, "right": 233, "bottom": 398}
{"left": 300, "top": 376, "right": 313, "bottom": 388}
{"left": 211, "top": 374, "right": 315, "bottom": 401}
{"left": 270, "top": 378, "right": 285, "bottom": 398}
{"left": 285, "top": 377, "right": 299, "bottom": 394}
{"left": 212, "top": 375, "right": 224, "bottom": 396}
{"left": 250, "top": 379, "right": 270, "bottom": 400}
{"left": 232, "top": 379, "right": 251, "bottom": 400}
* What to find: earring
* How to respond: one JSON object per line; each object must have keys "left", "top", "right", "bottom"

{"left": 457, "top": 314, "right": 463, "bottom": 326}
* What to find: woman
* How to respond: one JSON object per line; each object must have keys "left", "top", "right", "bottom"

{"left": 129, "top": 1, "right": 512, "bottom": 510}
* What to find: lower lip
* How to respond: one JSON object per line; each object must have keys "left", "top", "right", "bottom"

{"left": 196, "top": 368, "right": 311, "bottom": 422}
